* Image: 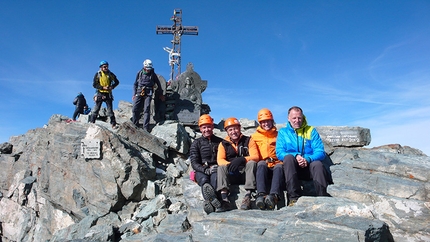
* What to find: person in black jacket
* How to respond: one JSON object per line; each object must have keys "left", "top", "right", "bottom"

{"left": 132, "top": 59, "right": 165, "bottom": 131}
{"left": 190, "top": 114, "right": 224, "bottom": 214}
{"left": 72, "top": 92, "right": 88, "bottom": 121}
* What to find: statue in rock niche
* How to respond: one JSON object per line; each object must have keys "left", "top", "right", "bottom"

{"left": 165, "top": 63, "right": 209, "bottom": 125}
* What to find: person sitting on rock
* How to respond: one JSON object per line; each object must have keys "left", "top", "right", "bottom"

{"left": 252, "top": 108, "right": 284, "bottom": 210}
{"left": 276, "top": 106, "right": 331, "bottom": 207}
{"left": 217, "top": 117, "right": 259, "bottom": 211}
{"left": 190, "top": 114, "right": 224, "bottom": 214}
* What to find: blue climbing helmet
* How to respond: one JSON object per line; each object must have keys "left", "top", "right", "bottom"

{"left": 99, "top": 60, "right": 109, "bottom": 67}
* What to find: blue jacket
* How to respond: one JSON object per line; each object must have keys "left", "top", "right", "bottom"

{"left": 276, "top": 115, "right": 325, "bottom": 163}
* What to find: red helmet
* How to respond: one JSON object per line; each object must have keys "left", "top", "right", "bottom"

{"left": 257, "top": 108, "right": 274, "bottom": 122}
{"left": 198, "top": 114, "right": 214, "bottom": 126}
{"left": 224, "top": 117, "right": 240, "bottom": 130}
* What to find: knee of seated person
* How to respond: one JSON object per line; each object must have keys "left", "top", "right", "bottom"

{"left": 218, "top": 165, "right": 228, "bottom": 171}
{"left": 284, "top": 154, "right": 294, "bottom": 160}
{"left": 283, "top": 154, "right": 296, "bottom": 163}
{"left": 257, "top": 160, "right": 266, "bottom": 166}
{"left": 310, "top": 160, "right": 323, "bottom": 168}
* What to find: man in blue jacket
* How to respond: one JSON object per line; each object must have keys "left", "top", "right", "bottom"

{"left": 276, "top": 106, "right": 331, "bottom": 206}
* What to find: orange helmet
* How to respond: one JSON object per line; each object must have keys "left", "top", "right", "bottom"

{"left": 224, "top": 117, "right": 240, "bottom": 130}
{"left": 257, "top": 108, "right": 274, "bottom": 122}
{"left": 198, "top": 114, "right": 214, "bottom": 126}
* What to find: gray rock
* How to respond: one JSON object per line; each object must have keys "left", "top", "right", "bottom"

{"left": 115, "top": 121, "right": 169, "bottom": 160}
{"left": 166, "top": 163, "right": 182, "bottom": 178}
{"left": 371, "top": 143, "right": 427, "bottom": 156}
{"left": 51, "top": 215, "right": 98, "bottom": 241}
{"left": 134, "top": 194, "right": 167, "bottom": 221}
{"left": 145, "top": 180, "right": 157, "bottom": 199}
{"left": 157, "top": 213, "right": 191, "bottom": 233}
{"left": 151, "top": 120, "right": 191, "bottom": 155}
{"left": 316, "top": 126, "right": 371, "bottom": 147}
{"left": 0, "top": 142, "right": 13, "bottom": 154}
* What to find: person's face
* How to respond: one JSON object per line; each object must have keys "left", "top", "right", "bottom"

{"left": 199, "top": 124, "right": 214, "bottom": 138}
{"left": 101, "top": 64, "right": 109, "bottom": 72}
{"left": 226, "top": 125, "right": 241, "bottom": 142}
{"left": 288, "top": 109, "right": 303, "bottom": 129}
{"left": 260, "top": 119, "right": 274, "bottom": 131}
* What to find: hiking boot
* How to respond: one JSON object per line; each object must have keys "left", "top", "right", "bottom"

{"left": 288, "top": 198, "right": 298, "bottom": 207}
{"left": 240, "top": 193, "right": 251, "bottom": 210}
{"left": 265, "top": 194, "right": 278, "bottom": 210}
{"left": 255, "top": 194, "right": 266, "bottom": 210}
{"left": 202, "top": 183, "right": 222, "bottom": 209}
{"left": 203, "top": 200, "right": 215, "bottom": 214}
{"left": 216, "top": 201, "right": 230, "bottom": 213}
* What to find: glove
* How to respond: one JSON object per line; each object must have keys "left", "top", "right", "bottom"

{"left": 209, "top": 165, "right": 218, "bottom": 174}
{"left": 204, "top": 165, "right": 218, "bottom": 175}
{"left": 204, "top": 168, "right": 211, "bottom": 175}
{"left": 228, "top": 157, "right": 246, "bottom": 172}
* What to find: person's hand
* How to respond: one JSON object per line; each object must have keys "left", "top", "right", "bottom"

{"left": 204, "top": 168, "right": 211, "bottom": 175}
{"left": 296, "top": 155, "right": 308, "bottom": 168}
{"left": 209, "top": 165, "right": 218, "bottom": 174}
{"left": 204, "top": 165, "right": 218, "bottom": 175}
{"left": 228, "top": 157, "right": 246, "bottom": 172}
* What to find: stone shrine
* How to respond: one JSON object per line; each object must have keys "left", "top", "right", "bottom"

{"left": 154, "top": 63, "right": 209, "bottom": 126}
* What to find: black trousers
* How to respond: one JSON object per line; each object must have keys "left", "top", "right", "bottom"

{"left": 195, "top": 170, "right": 218, "bottom": 198}
{"left": 256, "top": 161, "right": 284, "bottom": 196}
{"left": 90, "top": 93, "right": 116, "bottom": 125}
{"left": 73, "top": 106, "right": 84, "bottom": 120}
{"left": 283, "top": 154, "right": 329, "bottom": 199}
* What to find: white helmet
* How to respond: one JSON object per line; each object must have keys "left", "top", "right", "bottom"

{"left": 143, "top": 59, "right": 153, "bottom": 70}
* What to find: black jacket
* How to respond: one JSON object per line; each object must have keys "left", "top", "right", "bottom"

{"left": 93, "top": 70, "right": 120, "bottom": 92}
{"left": 73, "top": 94, "right": 87, "bottom": 109}
{"left": 190, "top": 135, "right": 223, "bottom": 173}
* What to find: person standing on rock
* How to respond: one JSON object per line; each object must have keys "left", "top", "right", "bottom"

{"left": 252, "top": 108, "right": 284, "bottom": 210}
{"left": 90, "top": 60, "right": 120, "bottom": 129}
{"left": 72, "top": 92, "right": 88, "bottom": 121}
{"left": 132, "top": 59, "right": 165, "bottom": 131}
{"left": 190, "top": 114, "right": 224, "bottom": 214}
{"left": 217, "top": 117, "right": 259, "bottom": 211}
{"left": 276, "top": 106, "right": 331, "bottom": 206}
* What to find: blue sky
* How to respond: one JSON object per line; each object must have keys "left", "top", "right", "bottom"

{"left": 1, "top": 1, "right": 429, "bottom": 155}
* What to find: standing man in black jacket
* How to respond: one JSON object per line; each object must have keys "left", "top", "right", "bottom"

{"left": 190, "top": 114, "right": 224, "bottom": 214}
{"left": 132, "top": 59, "right": 165, "bottom": 131}
{"left": 90, "top": 60, "right": 120, "bottom": 128}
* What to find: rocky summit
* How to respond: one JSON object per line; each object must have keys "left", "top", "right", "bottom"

{"left": 0, "top": 103, "right": 429, "bottom": 242}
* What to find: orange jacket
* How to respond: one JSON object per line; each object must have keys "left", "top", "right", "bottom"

{"left": 217, "top": 134, "right": 259, "bottom": 166}
{"left": 251, "top": 126, "right": 282, "bottom": 168}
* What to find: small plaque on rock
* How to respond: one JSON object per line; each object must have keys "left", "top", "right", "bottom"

{"left": 81, "top": 139, "right": 100, "bottom": 159}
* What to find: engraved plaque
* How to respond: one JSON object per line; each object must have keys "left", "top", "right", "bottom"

{"left": 81, "top": 139, "right": 101, "bottom": 159}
